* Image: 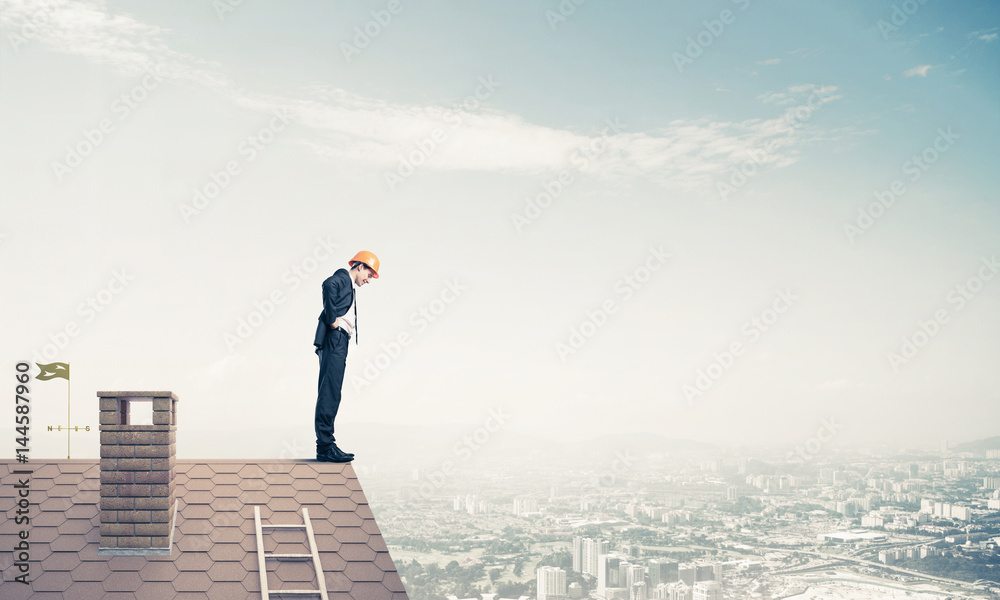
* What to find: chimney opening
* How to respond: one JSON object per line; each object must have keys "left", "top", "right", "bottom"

{"left": 128, "top": 400, "right": 154, "bottom": 425}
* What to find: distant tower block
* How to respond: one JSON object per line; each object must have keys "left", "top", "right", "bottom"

{"left": 98, "top": 391, "right": 178, "bottom": 553}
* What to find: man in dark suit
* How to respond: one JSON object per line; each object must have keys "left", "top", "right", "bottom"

{"left": 313, "top": 251, "right": 380, "bottom": 463}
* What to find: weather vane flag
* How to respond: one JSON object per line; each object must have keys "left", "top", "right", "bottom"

{"left": 36, "top": 362, "right": 86, "bottom": 458}
{"left": 36, "top": 362, "right": 69, "bottom": 381}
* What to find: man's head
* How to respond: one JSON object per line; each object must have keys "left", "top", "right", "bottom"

{"left": 348, "top": 251, "right": 380, "bottom": 287}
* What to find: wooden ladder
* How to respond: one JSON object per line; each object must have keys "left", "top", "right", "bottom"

{"left": 254, "top": 505, "right": 329, "bottom": 600}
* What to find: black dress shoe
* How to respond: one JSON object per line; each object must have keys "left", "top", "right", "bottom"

{"left": 316, "top": 448, "right": 352, "bottom": 463}
{"left": 331, "top": 443, "right": 355, "bottom": 459}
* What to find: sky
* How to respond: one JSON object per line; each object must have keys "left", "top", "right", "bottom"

{"left": 1, "top": 0, "right": 998, "bottom": 461}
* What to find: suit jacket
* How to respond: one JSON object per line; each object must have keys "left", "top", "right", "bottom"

{"left": 313, "top": 268, "right": 354, "bottom": 349}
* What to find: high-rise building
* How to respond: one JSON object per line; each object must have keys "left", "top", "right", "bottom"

{"left": 572, "top": 536, "right": 583, "bottom": 573}
{"left": 658, "top": 581, "right": 692, "bottom": 600}
{"left": 464, "top": 494, "right": 488, "bottom": 515}
{"left": 819, "top": 468, "right": 835, "bottom": 484}
{"left": 644, "top": 506, "right": 666, "bottom": 520}
{"left": 692, "top": 580, "right": 722, "bottom": 600}
{"left": 513, "top": 496, "right": 538, "bottom": 515}
{"left": 678, "top": 565, "right": 695, "bottom": 585}
{"left": 597, "top": 554, "right": 623, "bottom": 597}
{"left": 952, "top": 505, "right": 971, "bottom": 521}
{"left": 861, "top": 513, "right": 885, "bottom": 528}
{"left": 694, "top": 564, "right": 715, "bottom": 582}
{"left": 923, "top": 500, "right": 972, "bottom": 521}
{"left": 583, "top": 538, "right": 609, "bottom": 577}
{"left": 625, "top": 563, "right": 644, "bottom": 589}
{"left": 618, "top": 561, "right": 633, "bottom": 591}
{"left": 649, "top": 559, "right": 679, "bottom": 586}
{"left": 537, "top": 566, "right": 568, "bottom": 600}
{"left": 630, "top": 580, "right": 648, "bottom": 600}
{"left": 835, "top": 501, "right": 856, "bottom": 517}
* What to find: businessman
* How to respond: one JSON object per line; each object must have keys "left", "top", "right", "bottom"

{"left": 313, "top": 251, "right": 380, "bottom": 463}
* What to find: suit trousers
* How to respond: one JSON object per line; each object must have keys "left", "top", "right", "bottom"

{"left": 315, "top": 327, "right": 349, "bottom": 453}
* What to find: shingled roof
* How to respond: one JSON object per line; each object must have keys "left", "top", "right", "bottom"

{"left": 1, "top": 459, "right": 409, "bottom": 599}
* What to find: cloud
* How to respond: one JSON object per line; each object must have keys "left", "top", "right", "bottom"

{"left": 789, "top": 47, "right": 820, "bottom": 58}
{"left": 0, "top": 0, "right": 230, "bottom": 88}
{"left": 757, "top": 91, "right": 796, "bottom": 105}
{"left": 757, "top": 58, "right": 782, "bottom": 66}
{"left": 968, "top": 27, "right": 998, "bottom": 43}
{"left": 0, "top": 0, "right": 848, "bottom": 198}
{"left": 903, "top": 64, "right": 933, "bottom": 77}
{"left": 758, "top": 84, "right": 840, "bottom": 107}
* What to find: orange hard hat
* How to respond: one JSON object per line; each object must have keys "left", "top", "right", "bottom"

{"left": 348, "top": 251, "right": 380, "bottom": 278}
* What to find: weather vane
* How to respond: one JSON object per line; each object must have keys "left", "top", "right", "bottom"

{"left": 37, "top": 362, "right": 91, "bottom": 459}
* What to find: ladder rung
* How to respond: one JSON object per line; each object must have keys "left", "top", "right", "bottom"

{"left": 254, "top": 505, "right": 329, "bottom": 600}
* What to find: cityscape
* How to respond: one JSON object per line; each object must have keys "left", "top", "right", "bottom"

{"left": 356, "top": 435, "right": 1000, "bottom": 600}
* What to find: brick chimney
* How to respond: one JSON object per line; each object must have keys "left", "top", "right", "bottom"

{"left": 98, "top": 391, "right": 178, "bottom": 554}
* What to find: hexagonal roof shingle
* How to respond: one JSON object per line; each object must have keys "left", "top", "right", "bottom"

{"left": 0, "top": 460, "right": 409, "bottom": 599}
